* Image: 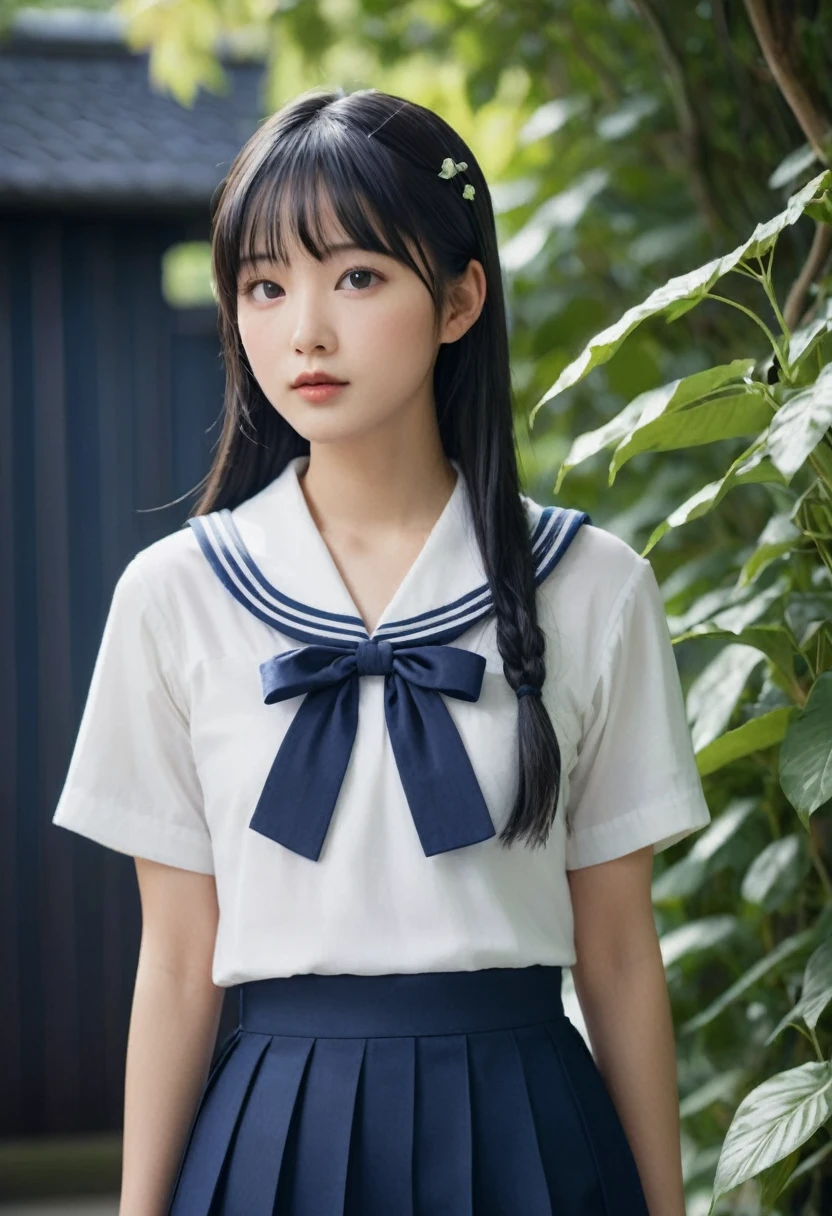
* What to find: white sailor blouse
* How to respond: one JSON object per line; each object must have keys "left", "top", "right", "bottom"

{"left": 52, "top": 455, "right": 711, "bottom": 986}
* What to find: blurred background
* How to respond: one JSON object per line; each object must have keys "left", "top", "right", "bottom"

{"left": 1, "top": 1, "right": 831, "bottom": 1212}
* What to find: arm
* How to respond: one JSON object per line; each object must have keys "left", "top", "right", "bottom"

{"left": 567, "top": 844, "right": 686, "bottom": 1216}
{"left": 119, "top": 858, "right": 225, "bottom": 1216}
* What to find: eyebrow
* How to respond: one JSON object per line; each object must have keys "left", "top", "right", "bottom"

{"left": 238, "top": 242, "right": 367, "bottom": 269}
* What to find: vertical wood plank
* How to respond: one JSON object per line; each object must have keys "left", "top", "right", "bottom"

{"left": 63, "top": 217, "right": 108, "bottom": 1128}
{"left": 94, "top": 219, "right": 142, "bottom": 1126}
{"left": 4, "top": 212, "right": 221, "bottom": 1138}
{"left": 0, "top": 222, "right": 22, "bottom": 1136}
{"left": 9, "top": 219, "right": 46, "bottom": 1135}
{"left": 32, "top": 220, "right": 80, "bottom": 1130}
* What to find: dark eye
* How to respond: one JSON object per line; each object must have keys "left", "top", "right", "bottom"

{"left": 340, "top": 268, "right": 379, "bottom": 291}
{"left": 251, "top": 280, "right": 282, "bottom": 302}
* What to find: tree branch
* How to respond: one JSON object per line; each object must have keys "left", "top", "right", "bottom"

{"left": 562, "top": 15, "right": 621, "bottom": 105}
{"left": 742, "top": 0, "right": 832, "bottom": 164}
{"left": 783, "top": 222, "right": 832, "bottom": 330}
{"left": 741, "top": 2, "right": 832, "bottom": 333}
{"left": 628, "top": 0, "right": 724, "bottom": 235}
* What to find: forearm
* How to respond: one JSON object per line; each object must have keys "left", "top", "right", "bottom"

{"left": 573, "top": 938, "right": 685, "bottom": 1216}
{"left": 119, "top": 943, "right": 225, "bottom": 1216}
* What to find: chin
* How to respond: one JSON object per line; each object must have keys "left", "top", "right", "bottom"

{"left": 272, "top": 401, "right": 401, "bottom": 445}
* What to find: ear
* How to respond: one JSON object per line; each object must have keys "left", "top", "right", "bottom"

{"left": 439, "top": 259, "right": 487, "bottom": 344}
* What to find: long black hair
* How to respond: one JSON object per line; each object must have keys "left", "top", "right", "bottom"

{"left": 192, "top": 86, "right": 563, "bottom": 850}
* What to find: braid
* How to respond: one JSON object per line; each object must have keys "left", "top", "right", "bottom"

{"left": 463, "top": 457, "right": 563, "bottom": 850}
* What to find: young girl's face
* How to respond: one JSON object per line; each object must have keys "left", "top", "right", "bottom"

{"left": 235, "top": 193, "right": 447, "bottom": 446}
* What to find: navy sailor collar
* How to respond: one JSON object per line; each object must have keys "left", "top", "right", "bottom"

{"left": 188, "top": 455, "right": 590, "bottom": 649}
{"left": 187, "top": 456, "right": 591, "bottom": 861}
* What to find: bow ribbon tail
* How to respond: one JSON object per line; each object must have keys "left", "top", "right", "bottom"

{"left": 384, "top": 674, "right": 496, "bottom": 856}
{"left": 248, "top": 678, "right": 359, "bottom": 861}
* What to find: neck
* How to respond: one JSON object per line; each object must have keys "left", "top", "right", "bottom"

{"left": 298, "top": 426, "right": 457, "bottom": 538}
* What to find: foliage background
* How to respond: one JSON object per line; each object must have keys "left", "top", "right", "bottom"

{"left": 5, "top": 0, "right": 831, "bottom": 1211}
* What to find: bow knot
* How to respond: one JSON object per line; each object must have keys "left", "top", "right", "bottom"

{"left": 248, "top": 638, "right": 496, "bottom": 861}
{"left": 355, "top": 638, "right": 393, "bottom": 676}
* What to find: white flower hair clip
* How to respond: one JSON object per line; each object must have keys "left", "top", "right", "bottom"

{"left": 438, "top": 157, "right": 476, "bottom": 201}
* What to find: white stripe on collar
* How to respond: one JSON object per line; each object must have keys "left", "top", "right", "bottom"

{"left": 188, "top": 498, "right": 590, "bottom": 647}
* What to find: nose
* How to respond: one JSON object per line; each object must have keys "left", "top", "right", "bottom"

{"left": 290, "top": 286, "right": 336, "bottom": 355}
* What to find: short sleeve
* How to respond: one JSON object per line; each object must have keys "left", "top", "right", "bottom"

{"left": 52, "top": 557, "right": 214, "bottom": 874}
{"left": 564, "top": 556, "right": 711, "bottom": 870}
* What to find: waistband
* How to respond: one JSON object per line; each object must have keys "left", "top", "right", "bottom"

{"left": 237, "top": 964, "right": 564, "bottom": 1038}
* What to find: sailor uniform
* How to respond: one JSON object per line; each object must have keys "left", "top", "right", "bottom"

{"left": 52, "top": 454, "right": 711, "bottom": 1214}
{"left": 186, "top": 481, "right": 584, "bottom": 863}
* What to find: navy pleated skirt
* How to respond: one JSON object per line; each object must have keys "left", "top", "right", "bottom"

{"left": 166, "top": 964, "right": 648, "bottom": 1215}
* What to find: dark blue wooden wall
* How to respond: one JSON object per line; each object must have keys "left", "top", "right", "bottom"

{"left": 0, "top": 212, "right": 234, "bottom": 1137}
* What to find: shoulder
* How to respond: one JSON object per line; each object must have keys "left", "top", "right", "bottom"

{"left": 122, "top": 522, "right": 206, "bottom": 593}
{"left": 112, "top": 522, "right": 213, "bottom": 643}
{"left": 521, "top": 493, "right": 653, "bottom": 682}
{"left": 545, "top": 520, "right": 648, "bottom": 609}
{"left": 522, "top": 492, "right": 648, "bottom": 617}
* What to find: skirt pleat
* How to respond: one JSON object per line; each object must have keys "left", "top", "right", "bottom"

{"left": 165, "top": 966, "right": 649, "bottom": 1216}
{"left": 411, "top": 1034, "right": 473, "bottom": 1215}
{"left": 467, "top": 1029, "right": 553, "bottom": 1215}
{"left": 168, "top": 1029, "right": 270, "bottom": 1215}
{"left": 344, "top": 1036, "right": 416, "bottom": 1214}
{"left": 221, "top": 1036, "right": 314, "bottom": 1212}
{"left": 512, "top": 1021, "right": 608, "bottom": 1211}
{"left": 277, "top": 1036, "right": 366, "bottom": 1215}
{"left": 545, "top": 1019, "right": 650, "bottom": 1213}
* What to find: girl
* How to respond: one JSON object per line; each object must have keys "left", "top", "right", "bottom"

{"left": 53, "top": 87, "right": 711, "bottom": 1215}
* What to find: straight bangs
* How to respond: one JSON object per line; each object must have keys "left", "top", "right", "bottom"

{"left": 212, "top": 120, "right": 441, "bottom": 310}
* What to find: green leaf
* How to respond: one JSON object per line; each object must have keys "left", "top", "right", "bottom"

{"left": 787, "top": 1137, "right": 832, "bottom": 1187}
{"left": 652, "top": 798, "right": 757, "bottom": 903}
{"left": 740, "top": 835, "right": 807, "bottom": 911}
{"left": 609, "top": 391, "right": 772, "bottom": 483}
{"left": 758, "top": 1147, "right": 802, "bottom": 1208}
{"left": 681, "top": 926, "right": 818, "bottom": 1034}
{"left": 659, "top": 915, "right": 739, "bottom": 968}
{"left": 554, "top": 359, "right": 756, "bottom": 491}
{"left": 767, "top": 364, "right": 832, "bottom": 481}
{"left": 643, "top": 361, "right": 757, "bottom": 412}
{"left": 642, "top": 437, "right": 788, "bottom": 554}
{"left": 738, "top": 513, "right": 803, "bottom": 587}
{"left": 785, "top": 592, "right": 832, "bottom": 650}
{"left": 595, "top": 93, "right": 659, "bottom": 141}
{"left": 651, "top": 853, "right": 706, "bottom": 903}
{"left": 664, "top": 293, "right": 704, "bottom": 323}
{"left": 518, "top": 95, "right": 588, "bottom": 144}
{"left": 768, "top": 143, "right": 820, "bottom": 190}
{"left": 801, "top": 936, "right": 832, "bottom": 1029}
{"left": 803, "top": 189, "right": 832, "bottom": 226}
{"left": 670, "top": 576, "right": 789, "bottom": 640}
{"left": 679, "top": 1069, "right": 747, "bottom": 1119}
{"left": 673, "top": 626, "right": 796, "bottom": 685}
{"left": 627, "top": 217, "right": 702, "bottom": 267}
{"left": 766, "top": 937, "right": 832, "bottom": 1045}
{"left": 531, "top": 169, "right": 831, "bottom": 420}
{"left": 690, "top": 798, "right": 758, "bottom": 863}
{"left": 712, "top": 1061, "right": 832, "bottom": 1203}
{"left": 687, "top": 644, "right": 767, "bottom": 752}
{"left": 553, "top": 398, "right": 645, "bottom": 493}
{"left": 121, "top": 0, "right": 228, "bottom": 108}
{"left": 780, "top": 672, "right": 832, "bottom": 823}
{"left": 696, "top": 707, "right": 794, "bottom": 777}
{"left": 501, "top": 170, "right": 609, "bottom": 273}
{"left": 787, "top": 297, "right": 832, "bottom": 368}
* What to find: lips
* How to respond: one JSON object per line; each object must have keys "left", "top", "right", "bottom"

{"left": 292, "top": 373, "right": 348, "bottom": 388}
{"left": 291, "top": 377, "right": 348, "bottom": 403}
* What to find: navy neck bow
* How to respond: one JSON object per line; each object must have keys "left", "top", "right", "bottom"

{"left": 251, "top": 638, "right": 493, "bottom": 859}
{"left": 188, "top": 498, "right": 589, "bottom": 861}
